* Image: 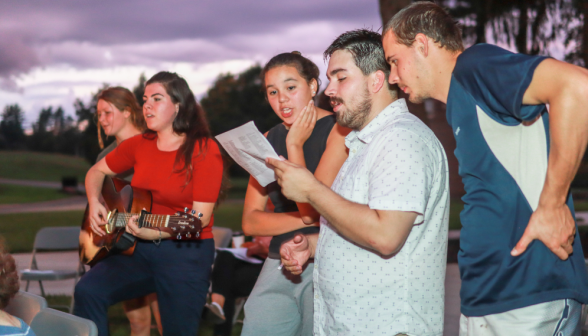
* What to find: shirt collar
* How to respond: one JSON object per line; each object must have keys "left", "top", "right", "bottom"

{"left": 345, "top": 98, "right": 410, "bottom": 147}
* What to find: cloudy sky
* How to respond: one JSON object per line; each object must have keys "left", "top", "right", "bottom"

{"left": 0, "top": 0, "right": 382, "bottom": 129}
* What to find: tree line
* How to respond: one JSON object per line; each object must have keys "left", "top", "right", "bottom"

{"left": 0, "top": 67, "right": 280, "bottom": 167}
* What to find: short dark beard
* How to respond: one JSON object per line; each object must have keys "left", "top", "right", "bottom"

{"left": 336, "top": 87, "right": 372, "bottom": 130}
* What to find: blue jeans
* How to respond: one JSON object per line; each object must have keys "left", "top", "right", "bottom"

{"left": 74, "top": 238, "right": 214, "bottom": 336}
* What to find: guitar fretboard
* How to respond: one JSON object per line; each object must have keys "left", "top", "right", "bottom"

{"left": 114, "top": 213, "right": 170, "bottom": 228}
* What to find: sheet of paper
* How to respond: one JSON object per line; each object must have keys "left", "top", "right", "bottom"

{"left": 216, "top": 247, "right": 264, "bottom": 264}
{"left": 215, "top": 121, "right": 280, "bottom": 187}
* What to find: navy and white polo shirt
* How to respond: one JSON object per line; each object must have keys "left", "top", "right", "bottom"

{"left": 447, "top": 43, "right": 588, "bottom": 316}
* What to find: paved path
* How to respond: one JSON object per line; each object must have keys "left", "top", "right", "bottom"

{"left": 0, "top": 196, "right": 88, "bottom": 214}
{"left": 0, "top": 178, "right": 85, "bottom": 192}
{"left": 0, "top": 178, "right": 87, "bottom": 214}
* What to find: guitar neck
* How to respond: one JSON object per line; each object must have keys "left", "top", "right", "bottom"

{"left": 114, "top": 213, "right": 170, "bottom": 229}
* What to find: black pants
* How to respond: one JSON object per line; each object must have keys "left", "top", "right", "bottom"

{"left": 74, "top": 239, "right": 215, "bottom": 336}
{"left": 211, "top": 250, "right": 263, "bottom": 336}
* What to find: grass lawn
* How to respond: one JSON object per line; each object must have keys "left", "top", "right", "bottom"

{"left": 0, "top": 211, "right": 84, "bottom": 253}
{"left": 226, "top": 176, "right": 248, "bottom": 200}
{"left": 0, "top": 184, "right": 72, "bottom": 204}
{"left": 0, "top": 151, "right": 90, "bottom": 182}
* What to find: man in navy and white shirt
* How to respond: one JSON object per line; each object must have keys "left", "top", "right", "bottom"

{"left": 383, "top": 2, "right": 588, "bottom": 335}
{"left": 268, "top": 30, "right": 449, "bottom": 336}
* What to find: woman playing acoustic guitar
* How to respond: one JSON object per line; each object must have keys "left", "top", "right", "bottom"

{"left": 74, "top": 72, "right": 224, "bottom": 336}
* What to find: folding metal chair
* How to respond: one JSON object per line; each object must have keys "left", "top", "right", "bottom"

{"left": 30, "top": 307, "right": 97, "bottom": 336}
{"left": 4, "top": 290, "right": 48, "bottom": 325}
{"left": 20, "top": 227, "right": 85, "bottom": 313}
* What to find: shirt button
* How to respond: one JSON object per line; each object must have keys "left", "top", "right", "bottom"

{"left": 315, "top": 294, "right": 319, "bottom": 299}
{"left": 314, "top": 264, "right": 318, "bottom": 269}
{"left": 352, "top": 148, "right": 357, "bottom": 153}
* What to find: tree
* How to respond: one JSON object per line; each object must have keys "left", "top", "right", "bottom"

{"left": 200, "top": 65, "right": 281, "bottom": 177}
{"left": 441, "top": 0, "right": 583, "bottom": 60}
{"left": 201, "top": 65, "right": 280, "bottom": 136}
{"left": 133, "top": 73, "right": 146, "bottom": 107}
{"left": 379, "top": 0, "right": 412, "bottom": 24}
{"left": 28, "top": 106, "right": 55, "bottom": 152}
{"left": 0, "top": 104, "right": 26, "bottom": 150}
{"left": 75, "top": 84, "right": 112, "bottom": 164}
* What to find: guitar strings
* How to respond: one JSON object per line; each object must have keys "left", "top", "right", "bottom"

{"left": 113, "top": 213, "right": 170, "bottom": 228}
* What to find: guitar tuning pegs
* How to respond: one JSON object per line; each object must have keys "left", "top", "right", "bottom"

{"left": 177, "top": 233, "right": 182, "bottom": 240}
{"left": 191, "top": 209, "right": 196, "bottom": 215}
{"left": 196, "top": 232, "right": 200, "bottom": 238}
{"left": 189, "top": 218, "right": 194, "bottom": 222}
{"left": 190, "top": 225, "right": 194, "bottom": 229}
{"left": 172, "top": 227, "right": 177, "bottom": 231}
{"left": 175, "top": 212, "right": 180, "bottom": 216}
{"left": 198, "top": 212, "right": 203, "bottom": 218}
{"left": 184, "top": 207, "right": 189, "bottom": 213}
{"left": 186, "top": 233, "right": 191, "bottom": 238}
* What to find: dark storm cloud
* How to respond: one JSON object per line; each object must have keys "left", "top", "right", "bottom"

{"left": 0, "top": 0, "right": 379, "bottom": 77}
{"left": 2, "top": 0, "right": 377, "bottom": 44}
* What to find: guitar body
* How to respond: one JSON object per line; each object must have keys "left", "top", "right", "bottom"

{"left": 79, "top": 177, "right": 152, "bottom": 266}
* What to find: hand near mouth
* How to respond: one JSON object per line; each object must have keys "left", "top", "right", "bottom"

{"left": 286, "top": 100, "right": 317, "bottom": 148}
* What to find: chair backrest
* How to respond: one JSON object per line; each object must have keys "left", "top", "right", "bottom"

{"left": 212, "top": 226, "right": 233, "bottom": 248}
{"left": 30, "top": 308, "right": 97, "bottom": 336}
{"left": 5, "top": 291, "right": 48, "bottom": 325}
{"left": 33, "top": 227, "right": 81, "bottom": 251}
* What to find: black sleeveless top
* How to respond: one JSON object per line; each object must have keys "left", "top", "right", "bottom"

{"left": 266, "top": 114, "right": 336, "bottom": 259}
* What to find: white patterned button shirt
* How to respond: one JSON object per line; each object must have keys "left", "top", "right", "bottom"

{"left": 313, "top": 99, "right": 449, "bottom": 336}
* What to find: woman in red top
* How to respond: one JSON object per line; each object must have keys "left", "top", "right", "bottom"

{"left": 74, "top": 71, "right": 223, "bottom": 336}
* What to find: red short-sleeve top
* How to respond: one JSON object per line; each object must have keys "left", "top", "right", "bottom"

{"left": 105, "top": 134, "right": 223, "bottom": 239}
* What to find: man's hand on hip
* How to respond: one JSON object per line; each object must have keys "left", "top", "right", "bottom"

{"left": 511, "top": 203, "right": 575, "bottom": 260}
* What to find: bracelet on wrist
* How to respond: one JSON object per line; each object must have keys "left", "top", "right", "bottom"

{"left": 153, "top": 228, "right": 162, "bottom": 246}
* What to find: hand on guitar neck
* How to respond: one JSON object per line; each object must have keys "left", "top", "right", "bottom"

{"left": 126, "top": 211, "right": 172, "bottom": 240}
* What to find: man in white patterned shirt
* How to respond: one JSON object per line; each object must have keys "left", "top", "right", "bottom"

{"left": 267, "top": 29, "right": 449, "bottom": 336}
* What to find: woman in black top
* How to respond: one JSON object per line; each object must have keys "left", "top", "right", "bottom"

{"left": 240, "top": 52, "right": 350, "bottom": 336}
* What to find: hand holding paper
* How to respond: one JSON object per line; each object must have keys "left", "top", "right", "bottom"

{"left": 215, "top": 121, "right": 281, "bottom": 187}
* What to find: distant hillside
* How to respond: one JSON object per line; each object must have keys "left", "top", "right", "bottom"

{"left": 0, "top": 151, "right": 90, "bottom": 182}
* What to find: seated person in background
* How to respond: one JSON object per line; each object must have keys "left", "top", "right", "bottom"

{"left": 205, "top": 236, "right": 272, "bottom": 336}
{"left": 0, "top": 238, "right": 37, "bottom": 336}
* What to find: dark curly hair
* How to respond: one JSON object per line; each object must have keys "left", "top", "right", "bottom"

{"left": 0, "top": 239, "right": 19, "bottom": 309}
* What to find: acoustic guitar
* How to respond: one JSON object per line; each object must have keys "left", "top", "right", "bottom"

{"left": 79, "top": 176, "right": 202, "bottom": 266}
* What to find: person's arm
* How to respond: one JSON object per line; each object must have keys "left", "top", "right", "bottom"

{"left": 285, "top": 101, "right": 317, "bottom": 222}
{"left": 268, "top": 158, "right": 417, "bottom": 256}
{"left": 285, "top": 102, "right": 351, "bottom": 223}
{"left": 126, "top": 200, "right": 213, "bottom": 240}
{"left": 85, "top": 158, "right": 116, "bottom": 236}
{"left": 241, "top": 175, "right": 315, "bottom": 236}
{"left": 512, "top": 59, "right": 588, "bottom": 260}
{"left": 300, "top": 122, "right": 351, "bottom": 223}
